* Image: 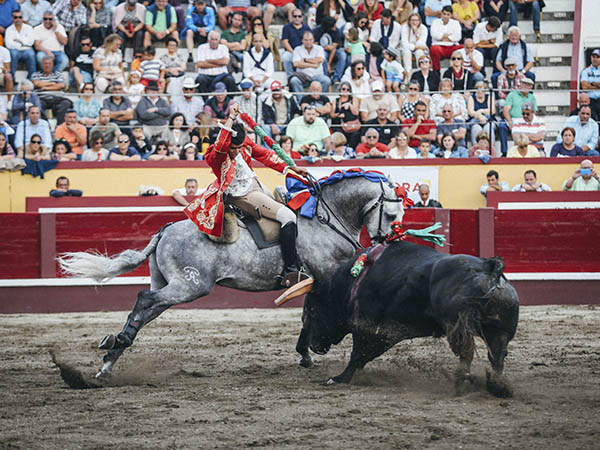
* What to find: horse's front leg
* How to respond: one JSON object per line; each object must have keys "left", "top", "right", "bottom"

{"left": 296, "top": 326, "right": 314, "bottom": 368}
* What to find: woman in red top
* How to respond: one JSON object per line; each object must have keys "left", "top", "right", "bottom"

{"left": 357, "top": 0, "right": 383, "bottom": 28}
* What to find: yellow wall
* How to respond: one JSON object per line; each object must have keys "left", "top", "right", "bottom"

{"left": 1, "top": 161, "right": 581, "bottom": 212}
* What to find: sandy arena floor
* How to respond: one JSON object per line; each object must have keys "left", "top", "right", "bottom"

{"left": 0, "top": 305, "right": 599, "bottom": 449}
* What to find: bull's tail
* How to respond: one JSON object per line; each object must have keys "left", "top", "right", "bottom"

{"left": 57, "top": 223, "right": 172, "bottom": 283}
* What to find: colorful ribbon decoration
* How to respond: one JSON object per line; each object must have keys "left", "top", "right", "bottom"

{"left": 240, "top": 113, "right": 295, "bottom": 168}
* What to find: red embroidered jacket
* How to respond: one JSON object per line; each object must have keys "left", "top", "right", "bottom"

{"left": 184, "top": 126, "right": 288, "bottom": 236}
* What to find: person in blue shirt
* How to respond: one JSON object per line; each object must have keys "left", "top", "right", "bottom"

{"left": 556, "top": 106, "right": 600, "bottom": 156}
{"left": 0, "top": 0, "right": 20, "bottom": 34}
{"left": 280, "top": 8, "right": 311, "bottom": 77}
{"left": 181, "top": 0, "right": 215, "bottom": 58}
{"left": 14, "top": 105, "right": 52, "bottom": 154}
{"left": 581, "top": 49, "right": 600, "bottom": 121}
{"left": 108, "top": 134, "right": 142, "bottom": 161}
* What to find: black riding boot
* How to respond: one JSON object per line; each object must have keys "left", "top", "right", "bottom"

{"left": 279, "top": 222, "right": 311, "bottom": 288}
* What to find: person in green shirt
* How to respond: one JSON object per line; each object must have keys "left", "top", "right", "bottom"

{"left": 563, "top": 159, "right": 600, "bottom": 191}
{"left": 498, "top": 76, "right": 536, "bottom": 155}
{"left": 286, "top": 106, "right": 331, "bottom": 153}
{"left": 219, "top": 11, "right": 248, "bottom": 72}
{"left": 144, "top": 0, "right": 179, "bottom": 47}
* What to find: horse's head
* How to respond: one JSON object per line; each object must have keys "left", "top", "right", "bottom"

{"left": 362, "top": 178, "right": 406, "bottom": 243}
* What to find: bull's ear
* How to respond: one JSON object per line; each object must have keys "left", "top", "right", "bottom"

{"left": 484, "top": 257, "right": 505, "bottom": 280}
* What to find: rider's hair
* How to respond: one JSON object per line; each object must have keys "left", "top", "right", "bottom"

{"left": 230, "top": 123, "right": 246, "bottom": 146}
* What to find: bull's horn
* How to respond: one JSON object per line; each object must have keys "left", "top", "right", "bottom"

{"left": 274, "top": 278, "right": 314, "bottom": 306}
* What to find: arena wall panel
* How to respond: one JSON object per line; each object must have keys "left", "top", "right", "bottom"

{"left": 0, "top": 214, "right": 40, "bottom": 279}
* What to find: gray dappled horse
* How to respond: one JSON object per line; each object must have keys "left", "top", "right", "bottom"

{"left": 59, "top": 175, "right": 405, "bottom": 377}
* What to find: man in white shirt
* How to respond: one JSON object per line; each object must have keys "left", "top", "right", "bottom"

{"left": 0, "top": 45, "right": 13, "bottom": 98}
{"left": 172, "top": 76, "right": 204, "bottom": 125}
{"left": 195, "top": 30, "right": 238, "bottom": 94}
{"left": 5, "top": 10, "right": 36, "bottom": 80}
{"left": 172, "top": 178, "right": 203, "bottom": 206}
{"left": 33, "top": 11, "right": 68, "bottom": 71}
{"left": 242, "top": 33, "right": 274, "bottom": 91}
{"left": 289, "top": 31, "right": 330, "bottom": 102}
{"left": 369, "top": 8, "right": 401, "bottom": 53}
{"left": 458, "top": 38, "right": 485, "bottom": 82}
{"left": 473, "top": 16, "right": 502, "bottom": 69}
{"left": 429, "top": 5, "right": 462, "bottom": 72}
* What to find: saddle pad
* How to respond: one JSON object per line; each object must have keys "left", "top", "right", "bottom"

{"left": 241, "top": 215, "right": 280, "bottom": 250}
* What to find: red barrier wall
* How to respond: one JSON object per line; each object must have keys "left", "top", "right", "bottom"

{"left": 0, "top": 214, "right": 40, "bottom": 278}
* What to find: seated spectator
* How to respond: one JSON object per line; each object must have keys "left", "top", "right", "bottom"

{"left": 180, "top": 142, "right": 199, "bottom": 161}
{"left": 90, "top": 108, "right": 121, "bottom": 149}
{"left": 370, "top": 8, "right": 401, "bottom": 54}
{"left": 550, "top": 127, "right": 585, "bottom": 158}
{"left": 195, "top": 30, "right": 238, "bottom": 94}
{"left": 495, "top": 57, "right": 526, "bottom": 110}
{"left": 410, "top": 55, "right": 440, "bottom": 94}
{"left": 424, "top": 0, "right": 452, "bottom": 27}
{"left": 189, "top": 112, "right": 212, "bottom": 157}
{"left": 0, "top": 45, "right": 13, "bottom": 99}
{"left": 130, "top": 121, "right": 151, "bottom": 156}
{"left": 182, "top": 0, "right": 215, "bottom": 56}
{"left": 139, "top": 46, "right": 165, "bottom": 90}
{"left": 216, "top": 0, "right": 260, "bottom": 31}
{"left": 302, "top": 143, "right": 321, "bottom": 163}
{"left": 400, "top": 12, "right": 428, "bottom": 72}
{"left": 280, "top": 135, "right": 303, "bottom": 160}
{"left": 360, "top": 80, "right": 400, "bottom": 122}
{"left": 556, "top": 106, "right": 599, "bottom": 157}
{"left": 458, "top": 39, "right": 484, "bottom": 83}
{"left": 243, "top": 33, "right": 275, "bottom": 91}
{"left": 341, "top": 60, "right": 371, "bottom": 99}
{"left": 570, "top": 93, "right": 599, "bottom": 122}
{"left": 81, "top": 132, "right": 109, "bottom": 161}
{"left": 473, "top": 16, "right": 502, "bottom": 69}
{"left": 493, "top": 26, "right": 535, "bottom": 88}
{"left": 300, "top": 81, "right": 332, "bottom": 117}
{"left": 69, "top": 37, "right": 94, "bottom": 89}
{"left": 33, "top": 11, "right": 68, "bottom": 72}
{"left": 438, "top": 132, "right": 469, "bottom": 158}
{"left": 54, "top": 109, "right": 87, "bottom": 157}
{"left": 313, "top": 15, "right": 345, "bottom": 85}
{"left": 22, "top": 0, "right": 51, "bottom": 28}
{"left": 262, "top": 80, "right": 301, "bottom": 139}
{"left": 417, "top": 139, "right": 436, "bottom": 158}
{"left": 580, "top": 49, "right": 600, "bottom": 120}
{"left": 498, "top": 76, "right": 536, "bottom": 155}
{"left": 512, "top": 169, "right": 551, "bottom": 192}
{"left": 562, "top": 159, "right": 600, "bottom": 191}
{"left": 442, "top": 50, "right": 476, "bottom": 93}
{"left": 49, "top": 176, "right": 82, "bottom": 197}
{"left": 389, "top": 0, "right": 414, "bottom": 25}
{"left": 219, "top": 11, "right": 247, "bottom": 72}
{"left": 24, "top": 133, "right": 50, "bottom": 160}
{"left": 237, "top": 79, "right": 259, "bottom": 127}
{"left": 113, "top": 0, "right": 146, "bottom": 51}
{"left": 281, "top": 9, "right": 311, "bottom": 77}
{"left": 469, "top": 131, "right": 494, "bottom": 158}
{"left": 389, "top": 130, "right": 418, "bottom": 159}
{"left": 264, "top": 0, "right": 295, "bottom": 28}
{"left": 429, "top": 78, "right": 468, "bottom": 125}
{"left": 5, "top": 10, "right": 36, "bottom": 80}
{"left": 363, "top": 104, "right": 397, "bottom": 147}
{"left": 437, "top": 105, "right": 468, "bottom": 149}
{"left": 32, "top": 54, "right": 77, "bottom": 125}
{"left": 366, "top": 41, "right": 385, "bottom": 87}
{"left": 51, "top": 138, "right": 77, "bottom": 161}
{"left": 507, "top": 132, "right": 540, "bottom": 158}
{"left": 172, "top": 77, "right": 204, "bottom": 125}
{"left": 144, "top": 0, "right": 179, "bottom": 47}
{"left": 359, "top": 0, "right": 383, "bottom": 28}
{"left": 88, "top": 0, "right": 113, "bottom": 48}
{"left": 0, "top": 131, "right": 16, "bottom": 160}
{"left": 93, "top": 34, "right": 125, "bottom": 94}
{"left": 414, "top": 183, "right": 443, "bottom": 207}
{"left": 161, "top": 37, "right": 187, "bottom": 94}
{"left": 74, "top": 82, "right": 101, "bottom": 128}
{"left": 356, "top": 128, "right": 390, "bottom": 158}
{"left": 468, "top": 81, "right": 497, "bottom": 149}
{"left": 135, "top": 80, "right": 171, "bottom": 142}
{"left": 203, "top": 82, "right": 233, "bottom": 129}
{"left": 511, "top": 102, "right": 546, "bottom": 156}
{"left": 14, "top": 106, "right": 51, "bottom": 154}
{"left": 290, "top": 31, "right": 330, "bottom": 102}
{"left": 325, "top": 132, "right": 356, "bottom": 161}
{"left": 161, "top": 113, "right": 190, "bottom": 154}
{"left": 329, "top": 81, "right": 361, "bottom": 148}
{"left": 125, "top": 71, "right": 144, "bottom": 108}
{"left": 172, "top": 177, "right": 202, "bottom": 206}
{"left": 51, "top": 0, "right": 88, "bottom": 35}
{"left": 286, "top": 105, "right": 331, "bottom": 153}
{"left": 146, "top": 139, "right": 179, "bottom": 161}
{"left": 344, "top": 27, "right": 366, "bottom": 67}
{"left": 402, "top": 101, "right": 438, "bottom": 148}
{"left": 452, "top": 0, "right": 480, "bottom": 40}
{"left": 430, "top": 6, "right": 462, "bottom": 72}
{"left": 8, "top": 80, "right": 41, "bottom": 129}
{"left": 108, "top": 134, "right": 142, "bottom": 161}
{"left": 509, "top": 0, "right": 541, "bottom": 42}
{"left": 483, "top": 0, "right": 509, "bottom": 22}
{"left": 103, "top": 81, "right": 134, "bottom": 132}
{"left": 381, "top": 48, "right": 407, "bottom": 93}
{"left": 480, "top": 169, "right": 510, "bottom": 197}
{"left": 316, "top": 0, "right": 353, "bottom": 28}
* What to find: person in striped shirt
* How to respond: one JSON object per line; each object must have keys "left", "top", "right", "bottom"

{"left": 510, "top": 102, "right": 546, "bottom": 156}
{"left": 140, "top": 46, "right": 166, "bottom": 91}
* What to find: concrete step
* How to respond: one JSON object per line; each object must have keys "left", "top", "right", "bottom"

{"left": 543, "top": 0, "right": 575, "bottom": 13}
{"left": 537, "top": 56, "right": 572, "bottom": 66}
{"left": 531, "top": 65, "right": 571, "bottom": 82}
{"left": 544, "top": 11, "right": 575, "bottom": 21}
{"left": 538, "top": 104, "right": 571, "bottom": 116}
{"left": 530, "top": 43, "right": 573, "bottom": 57}
{"left": 536, "top": 80, "right": 571, "bottom": 90}
{"left": 522, "top": 33, "right": 572, "bottom": 43}
{"left": 515, "top": 20, "right": 574, "bottom": 35}
{"left": 535, "top": 90, "right": 571, "bottom": 108}
{"left": 541, "top": 115, "right": 570, "bottom": 133}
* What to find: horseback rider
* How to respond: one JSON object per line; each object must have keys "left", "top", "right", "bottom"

{"left": 185, "top": 103, "right": 312, "bottom": 287}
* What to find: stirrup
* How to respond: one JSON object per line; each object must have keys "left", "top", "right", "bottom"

{"left": 280, "top": 268, "right": 312, "bottom": 288}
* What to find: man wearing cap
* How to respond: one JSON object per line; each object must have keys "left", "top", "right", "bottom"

{"left": 103, "top": 81, "right": 134, "bottom": 133}
{"left": 497, "top": 76, "right": 536, "bottom": 156}
{"left": 196, "top": 30, "right": 238, "bottom": 94}
{"left": 493, "top": 26, "right": 535, "bottom": 88}
{"left": 237, "top": 78, "right": 259, "bottom": 124}
{"left": 429, "top": 5, "right": 463, "bottom": 72}
{"left": 204, "top": 82, "right": 234, "bottom": 137}
{"left": 286, "top": 105, "right": 331, "bottom": 153}
{"left": 242, "top": 33, "right": 274, "bottom": 91}
{"left": 369, "top": 9, "right": 401, "bottom": 53}
{"left": 181, "top": 0, "right": 215, "bottom": 57}
{"left": 496, "top": 57, "right": 526, "bottom": 109}
{"left": 144, "top": 0, "right": 179, "bottom": 47}
{"left": 54, "top": 109, "right": 87, "bottom": 157}
{"left": 510, "top": 102, "right": 546, "bottom": 156}
{"left": 359, "top": 79, "right": 400, "bottom": 122}
{"left": 262, "top": 80, "right": 301, "bottom": 139}
{"left": 473, "top": 16, "right": 502, "bottom": 68}
{"left": 184, "top": 103, "right": 311, "bottom": 287}
{"left": 581, "top": 49, "right": 600, "bottom": 120}
{"left": 290, "top": 31, "right": 331, "bottom": 102}
{"left": 563, "top": 160, "right": 600, "bottom": 191}
{"left": 557, "top": 106, "right": 600, "bottom": 157}
{"left": 135, "top": 80, "right": 172, "bottom": 141}
{"left": 172, "top": 77, "right": 204, "bottom": 125}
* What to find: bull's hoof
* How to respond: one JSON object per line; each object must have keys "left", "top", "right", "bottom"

{"left": 486, "top": 370, "right": 513, "bottom": 398}
{"left": 326, "top": 378, "right": 335, "bottom": 385}
{"left": 298, "top": 355, "right": 314, "bottom": 368}
{"left": 98, "top": 334, "right": 116, "bottom": 350}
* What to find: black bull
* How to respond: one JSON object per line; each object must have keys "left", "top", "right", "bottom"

{"left": 297, "top": 241, "right": 520, "bottom": 397}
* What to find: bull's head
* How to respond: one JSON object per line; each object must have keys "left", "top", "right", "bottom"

{"left": 363, "top": 179, "right": 407, "bottom": 243}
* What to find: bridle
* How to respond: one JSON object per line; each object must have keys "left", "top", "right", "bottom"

{"left": 361, "top": 179, "right": 405, "bottom": 243}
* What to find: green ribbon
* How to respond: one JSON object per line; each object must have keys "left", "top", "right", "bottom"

{"left": 253, "top": 125, "right": 295, "bottom": 168}
{"left": 404, "top": 222, "right": 446, "bottom": 247}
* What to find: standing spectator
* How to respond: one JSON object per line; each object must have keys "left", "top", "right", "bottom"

{"left": 195, "top": 30, "right": 237, "bottom": 94}
{"left": 356, "top": 128, "right": 390, "bottom": 159}
{"left": 402, "top": 101, "right": 438, "bottom": 148}
{"left": 363, "top": 104, "right": 397, "bottom": 147}
{"left": 300, "top": 81, "right": 332, "bottom": 117}
{"left": 498, "top": 76, "right": 536, "bottom": 155}
{"left": 5, "top": 9, "right": 36, "bottom": 80}
{"left": 510, "top": 102, "right": 546, "bottom": 156}
{"left": 414, "top": 184, "right": 443, "bottom": 207}
{"left": 0, "top": 0, "right": 20, "bottom": 36}
{"left": 182, "top": 0, "right": 215, "bottom": 56}
{"left": 509, "top": 0, "right": 541, "bottom": 42}
{"left": 81, "top": 132, "right": 108, "bottom": 161}
{"left": 399, "top": 81, "right": 430, "bottom": 121}
{"left": 483, "top": 0, "right": 509, "bottom": 22}
{"left": 358, "top": 0, "right": 384, "bottom": 28}
{"left": 14, "top": 106, "right": 51, "bottom": 153}
{"left": 161, "top": 113, "right": 190, "bottom": 154}
{"left": 429, "top": 6, "right": 462, "bottom": 72}
{"left": 495, "top": 57, "right": 525, "bottom": 109}
{"left": 33, "top": 11, "right": 68, "bottom": 72}
{"left": 216, "top": 0, "right": 260, "bottom": 31}
{"left": 90, "top": 108, "right": 121, "bottom": 149}
{"left": 359, "top": 79, "right": 400, "bottom": 122}
{"left": 93, "top": 34, "right": 125, "bottom": 94}
{"left": 262, "top": 80, "right": 301, "bottom": 139}
{"left": 69, "top": 37, "right": 94, "bottom": 89}
{"left": 314, "top": 16, "right": 345, "bottom": 85}
{"left": 562, "top": 159, "right": 600, "bottom": 191}
{"left": 442, "top": 49, "right": 476, "bottom": 93}
{"left": 31, "top": 57, "right": 72, "bottom": 125}
{"left": 401, "top": 12, "right": 428, "bottom": 72}
{"left": 264, "top": 0, "right": 295, "bottom": 29}
{"left": 424, "top": 0, "right": 451, "bottom": 27}
{"left": 161, "top": 37, "right": 186, "bottom": 94}
{"left": 51, "top": 0, "right": 88, "bottom": 34}
{"left": 452, "top": 0, "right": 480, "bottom": 40}
{"left": 556, "top": 106, "right": 600, "bottom": 157}
{"left": 242, "top": 33, "right": 274, "bottom": 91}
{"left": 54, "top": 108, "right": 87, "bottom": 156}
{"left": 113, "top": 0, "right": 146, "bottom": 51}
{"left": 493, "top": 26, "right": 535, "bottom": 87}
{"left": 457, "top": 39, "right": 484, "bottom": 83}
{"left": 172, "top": 77, "right": 204, "bottom": 125}
{"left": 108, "top": 133, "right": 142, "bottom": 161}
{"left": 429, "top": 78, "right": 468, "bottom": 125}
{"left": 550, "top": 127, "right": 585, "bottom": 158}
{"left": 144, "top": 0, "right": 178, "bottom": 47}
{"left": 512, "top": 169, "right": 551, "bottom": 192}
{"left": 219, "top": 11, "right": 247, "bottom": 72}
{"left": 329, "top": 81, "right": 361, "bottom": 148}
{"left": 281, "top": 8, "right": 310, "bottom": 77}
{"left": 410, "top": 55, "right": 440, "bottom": 94}
{"left": 290, "top": 31, "right": 330, "bottom": 102}
{"left": 102, "top": 81, "right": 134, "bottom": 132}
{"left": 370, "top": 9, "right": 401, "bottom": 53}
{"left": 286, "top": 105, "right": 331, "bottom": 153}
{"left": 480, "top": 169, "right": 510, "bottom": 197}
{"left": 135, "top": 80, "right": 171, "bottom": 142}
{"left": 580, "top": 49, "right": 600, "bottom": 121}
{"left": 468, "top": 81, "right": 497, "bottom": 149}
{"left": 507, "top": 132, "right": 540, "bottom": 158}
{"left": 21, "top": 0, "right": 50, "bottom": 28}
{"left": 389, "top": 131, "right": 418, "bottom": 159}
{"left": 88, "top": 0, "right": 113, "bottom": 48}
{"left": 473, "top": 16, "right": 502, "bottom": 69}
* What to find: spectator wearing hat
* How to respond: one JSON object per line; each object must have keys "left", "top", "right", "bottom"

{"left": 286, "top": 105, "right": 331, "bottom": 153}
{"left": 113, "top": 0, "right": 146, "bottom": 51}
{"left": 510, "top": 102, "right": 546, "bottom": 156}
{"left": 497, "top": 76, "right": 536, "bottom": 155}
{"left": 359, "top": 79, "right": 400, "bottom": 122}
{"left": 195, "top": 30, "right": 238, "bottom": 95}
{"left": 473, "top": 16, "right": 502, "bottom": 69}
{"left": 289, "top": 31, "right": 331, "bottom": 103}
{"left": 556, "top": 106, "right": 600, "bottom": 156}
{"left": 54, "top": 109, "right": 87, "bottom": 157}
{"left": 172, "top": 77, "right": 204, "bottom": 126}
{"left": 181, "top": 0, "right": 215, "bottom": 56}
{"left": 262, "top": 80, "right": 301, "bottom": 139}
{"left": 493, "top": 26, "right": 535, "bottom": 88}
{"left": 429, "top": 5, "right": 462, "bottom": 72}
{"left": 135, "top": 80, "right": 172, "bottom": 142}
{"left": 237, "top": 78, "right": 259, "bottom": 125}
{"left": 102, "top": 81, "right": 134, "bottom": 132}
{"left": 144, "top": 0, "right": 179, "bottom": 47}
{"left": 243, "top": 33, "right": 275, "bottom": 91}
{"left": 203, "top": 81, "right": 233, "bottom": 131}
{"left": 370, "top": 9, "right": 401, "bottom": 54}
{"left": 495, "top": 56, "right": 526, "bottom": 109}
{"left": 281, "top": 8, "right": 311, "bottom": 77}
{"left": 381, "top": 47, "right": 407, "bottom": 93}
{"left": 581, "top": 49, "right": 600, "bottom": 120}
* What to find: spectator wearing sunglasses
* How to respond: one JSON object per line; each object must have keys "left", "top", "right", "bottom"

{"left": 172, "top": 76, "right": 204, "bottom": 126}
{"left": 409, "top": 56, "right": 440, "bottom": 94}
{"left": 69, "top": 38, "right": 94, "bottom": 89}
{"left": 5, "top": 10, "right": 36, "bottom": 80}
{"left": 81, "top": 131, "right": 109, "bottom": 161}
{"left": 108, "top": 134, "right": 142, "bottom": 161}
{"left": 33, "top": 11, "right": 69, "bottom": 72}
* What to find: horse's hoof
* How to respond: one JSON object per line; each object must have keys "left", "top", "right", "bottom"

{"left": 95, "top": 369, "right": 111, "bottom": 380}
{"left": 98, "top": 334, "right": 116, "bottom": 350}
{"left": 326, "top": 378, "right": 335, "bottom": 385}
{"left": 298, "top": 355, "right": 315, "bottom": 368}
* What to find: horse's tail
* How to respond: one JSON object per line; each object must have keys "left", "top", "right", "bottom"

{"left": 57, "top": 223, "right": 172, "bottom": 283}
